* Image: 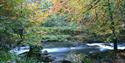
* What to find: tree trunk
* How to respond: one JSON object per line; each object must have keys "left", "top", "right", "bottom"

{"left": 113, "top": 38, "right": 118, "bottom": 51}
{"left": 107, "top": 0, "right": 118, "bottom": 51}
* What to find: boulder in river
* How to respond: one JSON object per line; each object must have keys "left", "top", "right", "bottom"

{"left": 41, "top": 50, "right": 54, "bottom": 62}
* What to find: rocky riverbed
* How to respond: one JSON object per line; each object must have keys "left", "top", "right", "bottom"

{"left": 10, "top": 42, "right": 125, "bottom": 62}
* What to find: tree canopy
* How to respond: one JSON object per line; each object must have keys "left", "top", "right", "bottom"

{"left": 0, "top": 0, "right": 125, "bottom": 50}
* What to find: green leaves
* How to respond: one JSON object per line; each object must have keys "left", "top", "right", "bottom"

{"left": 0, "top": 0, "right": 125, "bottom": 50}
{"left": 41, "top": 0, "right": 53, "bottom": 12}
{"left": 42, "top": 14, "right": 69, "bottom": 27}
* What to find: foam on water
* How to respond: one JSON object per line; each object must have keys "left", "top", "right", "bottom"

{"left": 10, "top": 43, "right": 125, "bottom": 55}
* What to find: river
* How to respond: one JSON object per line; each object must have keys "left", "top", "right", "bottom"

{"left": 10, "top": 42, "right": 125, "bottom": 61}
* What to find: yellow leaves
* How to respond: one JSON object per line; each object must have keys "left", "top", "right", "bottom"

{"left": 36, "top": 12, "right": 49, "bottom": 22}
{"left": 59, "top": 0, "right": 92, "bottom": 22}
{"left": 51, "top": 0, "right": 59, "bottom": 4}
{"left": 29, "top": 11, "right": 49, "bottom": 24}
{"left": 26, "top": 3, "right": 39, "bottom": 11}
{"left": 24, "top": 2, "right": 50, "bottom": 24}
{"left": 65, "top": 0, "right": 87, "bottom": 13}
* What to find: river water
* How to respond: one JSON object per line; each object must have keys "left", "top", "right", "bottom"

{"left": 10, "top": 42, "right": 125, "bottom": 61}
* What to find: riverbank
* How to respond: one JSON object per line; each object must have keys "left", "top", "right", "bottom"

{"left": 91, "top": 50, "right": 125, "bottom": 63}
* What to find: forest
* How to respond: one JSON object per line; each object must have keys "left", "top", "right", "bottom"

{"left": 0, "top": 0, "right": 125, "bottom": 63}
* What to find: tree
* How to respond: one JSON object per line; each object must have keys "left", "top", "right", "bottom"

{"left": 107, "top": 0, "right": 118, "bottom": 50}
{"left": 0, "top": 0, "right": 26, "bottom": 50}
{"left": 0, "top": 0, "right": 50, "bottom": 51}
{"left": 56, "top": 0, "right": 124, "bottom": 46}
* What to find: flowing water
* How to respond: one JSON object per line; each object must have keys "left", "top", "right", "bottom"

{"left": 10, "top": 42, "right": 125, "bottom": 61}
